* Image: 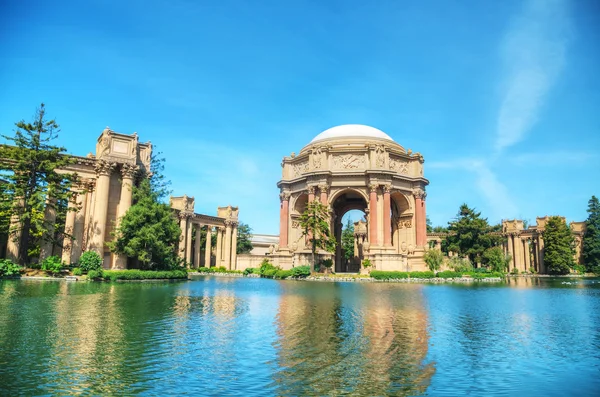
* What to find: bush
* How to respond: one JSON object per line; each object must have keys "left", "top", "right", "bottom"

{"left": 409, "top": 271, "right": 435, "bottom": 279}
{"left": 510, "top": 267, "right": 520, "bottom": 275}
{"left": 362, "top": 259, "right": 372, "bottom": 268}
{"left": 99, "top": 269, "right": 188, "bottom": 281}
{"left": 320, "top": 259, "right": 333, "bottom": 269}
{"left": 436, "top": 270, "right": 462, "bottom": 278}
{"left": 243, "top": 267, "right": 257, "bottom": 276}
{"left": 483, "top": 247, "right": 511, "bottom": 272}
{"left": 0, "top": 259, "right": 22, "bottom": 277}
{"left": 463, "top": 271, "right": 504, "bottom": 279}
{"left": 274, "top": 269, "right": 293, "bottom": 279}
{"left": 87, "top": 269, "right": 103, "bottom": 280}
{"left": 448, "top": 257, "right": 473, "bottom": 273}
{"left": 72, "top": 267, "right": 83, "bottom": 276}
{"left": 573, "top": 264, "right": 586, "bottom": 274}
{"left": 370, "top": 271, "right": 409, "bottom": 280}
{"left": 79, "top": 251, "right": 103, "bottom": 272}
{"left": 41, "top": 256, "right": 63, "bottom": 275}
{"left": 291, "top": 265, "right": 311, "bottom": 278}
{"left": 592, "top": 266, "right": 600, "bottom": 275}
{"left": 423, "top": 250, "right": 444, "bottom": 272}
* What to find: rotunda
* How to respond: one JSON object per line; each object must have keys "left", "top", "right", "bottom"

{"left": 273, "top": 124, "right": 429, "bottom": 272}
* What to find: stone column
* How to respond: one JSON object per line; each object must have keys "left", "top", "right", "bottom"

{"left": 413, "top": 188, "right": 427, "bottom": 247}
{"left": 195, "top": 224, "right": 202, "bottom": 267}
{"left": 82, "top": 181, "right": 95, "bottom": 252}
{"left": 71, "top": 186, "right": 89, "bottom": 263}
{"left": 538, "top": 235, "right": 545, "bottom": 274}
{"left": 279, "top": 192, "right": 290, "bottom": 248}
{"left": 185, "top": 220, "right": 193, "bottom": 265}
{"left": 39, "top": 194, "right": 57, "bottom": 261}
{"left": 231, "top": 223, "right": 238, "bottom": 270}
{"left": 224, "top": 221, "right": 233, "bottom": 270}
{"left": 61, "top": 194, "right": 78, "bottom": 264}
{"left": 178, "top": 215, "right": 187, "bottom": 260}
{"left": 308, "top": 185, "right": 316, "bottom": 202}
{"left": 506, "top": 234, "right": 514, "bottom": 270}
{"left": 319, "top": 184, "right": 328, "bottom": 205}
{"left": 524, "top": 239, "right": 531, "bottom": 272}
{"left": 369, "top": 183, "right": 378, "bottom": 246}
{"left": 513, "top": 233, "right": 523, "bottom": 272}
{"left": 383, "top": 185, "right": 392, "bottom": 247}
{"left": 205, "top": 226, "right": 212, "bottom": 268}
{"left": 6, "top": 199, "right": 22, "bottom": 263}
{"left": 216, "top": 227, "right": 223, "bottom": 267}
{"left": 113, "top": 164, "right": 138, "bottom": 269}
{"left": 89, "top": 161, "right": 114, "bottom": 261}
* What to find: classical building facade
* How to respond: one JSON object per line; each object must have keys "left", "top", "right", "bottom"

{"left": 4, "top": 128, "right": 238, "bottom": 269}
{"left": 271, "top": 124, "right": 429, "bottom": 271}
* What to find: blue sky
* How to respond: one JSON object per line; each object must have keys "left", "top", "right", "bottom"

{"left": 1, "top": 0, "right": 599, "bottom": 234}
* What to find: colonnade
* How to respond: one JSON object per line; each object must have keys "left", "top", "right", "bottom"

{"left": 504, "top": 233, "right": 547, "bottom": 274}
{"left": 177, "top": 215, "right": 238, "bottom": 270}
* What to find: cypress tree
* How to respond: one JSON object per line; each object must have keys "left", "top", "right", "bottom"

{"left": 582, "top": 196, "right": 600, "bottom": 272}
{"left": 542, "top": 216, "right": 575, "bottom": 275}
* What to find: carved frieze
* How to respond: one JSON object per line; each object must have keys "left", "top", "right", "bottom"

{"left": 389, "top": 157, "right": 409, "bottom": 175}
{"left": 375, "top": 145, "right": 386, "bottom": 168}
{"left": 332, "top": 154, "right": 365, "bottom": 170}
{"left": 293, "top": 161, "right": 309, "bottom": 177}
{"left": 311, "top": 147, "right": 323, "bottom": 169}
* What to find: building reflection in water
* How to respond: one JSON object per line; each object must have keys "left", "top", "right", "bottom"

{"left": 272, "top": 282, "right": 435, "bottom": 396}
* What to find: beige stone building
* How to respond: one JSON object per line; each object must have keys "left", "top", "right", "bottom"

{"left": 270, "top": 124, "right": 430, "bottom": 272}
{"left": 4, "top": 128, "right": 238, "bottom": 269}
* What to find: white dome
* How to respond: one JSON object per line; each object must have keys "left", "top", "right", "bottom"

{"left": 310, "top": 124, "right": 393, "bottom": 143}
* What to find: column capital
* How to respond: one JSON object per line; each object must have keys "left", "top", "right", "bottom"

{"left": 307, "top": 185, "right": 317, "bottom": 195}
{"left": 225, "top": 219, "right": 237, "bottom": 227}
{"left": 121, "top": 163, "right": 139, "bottom": 179}
{"left": 279, "top": 191, "right": 291, "bottom": 202}
{"left": 318, "top": 183, "right": 329, "bottom": 194}
{"left": 178, "top": 212, "right": 191, "bottom": 221}
{"left": 412, "top": 187, "right": 426, "bottom": 200}
{"left": 368, "top": 183, "right": 379, "bottom": 193}
{"left": 382, "top": 184, "right": 392, "bottom": 193}
{"left": 95, "top": 160, "right": 116, "bottom": 177}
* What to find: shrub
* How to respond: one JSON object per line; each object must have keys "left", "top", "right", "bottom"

{"left": 483, "top": 246, "right": 511, "bottom": 272}
{"left": 448, "top": 257, "right": 473, "bottom": 273}
{"left": 510, "top": 267, "right": 520, "bottom": 275}
{"left": 72, "top": 267, "right": 83, "bottom": 276}
{"left": 423, "top": 250, "right": 444, "bottom": 272}
{"left": 573, "top": 264, "right": 586, "bottom": 274}
{"left": 79, "top": 251, "right": 103, "bottom": 272}
{"left": 436, "top": 270, "right": 462, "bottom": 278}
{"left": 41, "top": 256, "right": 63, "bottom": 275}
{"left": 243, "top": 267, "right": 257, "bottom": 276}
{"left": 409, "top": 271, "right": 435, "bottom": 279}
{"left": 274, "top": 269, "right": 293, "bottom": 279}
{"left": 259, "top": 259, "right": 280, "bottom": 277}
{"left": 370, "top": 271, "right": 409, "bottom": 280}
{"left": 291, "top": 265, "right": 311, "bottom": 278}
{"left": 362, "top": 259, "right": 372, "bottom": 268}
{"left": 320, "top": 259, "right": 333, "bottom": 269}
{"left": 592, "top": 266, "right": 600, "bottom": 275}
{"left": 87, "top": 269, "right": 103, "bottom": 280}
{"left": 464, "top": 271, "right": 504, "bottom": 279}
{"left": 0, "top": 259, "right": 22, "bottom": 277}
{"left": 99, "top": 269, "right": 188, "bottom": 281}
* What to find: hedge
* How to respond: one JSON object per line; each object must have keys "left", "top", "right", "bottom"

{"left": 369, "top": 271, "right": 409, "bottom": 280}
{"left": 90, "top": 269, "right": 189, "bottom": 281}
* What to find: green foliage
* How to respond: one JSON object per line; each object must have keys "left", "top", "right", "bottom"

{"left": 510, "top": 267, "right": 520, "bottom": 275}
{"left": 583, "top": 196, "right": 600, "bottom": 271}
{"left": 370, "top": 271, "right": 409, "bottom": 280}
{"left": 291, "top": 265, "right": 311, "bottom": 278}
{"left": 108, "top": 178, "right": 181, "bottom": 270}
{"left": 72, "top": 267, "right": 82, "bottom": 276}
{"left": 259, "top": 259, "right": 275, "bottom": 274}
{"left": 483, "top": 246, "right": 511, "bottom": 272}
{"left": 448, "top": 256, "right": 473, "bottom": 273}
{"left": 573, "top": 264, "right": 586, "bottom": 274}
{"left": 409, "top": 271, "right": 435, "bottom": 279}
{"left": 426, "top": 216, "right": 433, "bottom": 233}
{"left": 592, "top": 266, "right": 600, "bottom": 275}
{"left": 299, "top": 200, "right": 336, "bottom": 271}
{"left": 0, "top": 104, "right": 78, "bottom": 265}
{"left": 236, "top": 222, "right": 253, "bottom": 254}
{"left": 243, "top": 267, "right": 257, "bottom": 276}
{"left": 362, "top": 259, "right": 372, "bottom": 268}
{"left": 274, "top": 269, "right": 293, "bottom": 279}
{"left": 423, "top": 249, "right": 444, "bottom": 272}
{"left": 543, "top": 216, "right": 575, "bottom": 275}
{"left": 436, "top": 270, "right": 463, "bottom": 278}
{"left": 196, "top": 266, "right": 242, "bottom": 274}
{"left": 445, "top": 204, "right": 503, "bottom": 264}
{"left": 87, "top": 269, "right": 103, "bottom": 279}
{"left": 0, "top": 259, "right": 22, "bottom": 276}
{"left": 464, "top": 270, "right": 504, "bottom": 279}
{"left": 341, "top": 218, "right": 355, "bottom": 261}
{"left": 40, "top": 255, "right": 63, "bottom": 275}
{"left": 78, "top": 251, "right": 103, "bottom": 272}
{"left": 320, "top": 258, "right": 333, "bottom": 269}
{"left": 99, "top": 269, "right": 188, "bottom": 281}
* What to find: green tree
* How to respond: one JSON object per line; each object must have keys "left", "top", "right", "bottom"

{"left": 423, "top": 249, "right": 443, "bottom": 272}
{"left": 583, "top": 196, "right": 600, "bottom": 271}
{"left": 426, "top": 216, "right": 433, "bottom": 233}
{"left": 108, "top": 153, "right": 180, "bottom": 270}
{"left": 299, "top": 200, "right": 336, "bottom": 272}
{"left": 543, "top": 216, "right": 575, "bottom": 275}
{"left": 445, "top": 204, "right": 502, "bottom": 265}
{"left": 341, "top": 218, "right": 355, "bottom": 261}
{"left": 0, "top": 104, "right": 77, "bottom": 265}
{"left": 236, "top": 222, "right": 253, "bottom": 254}
{"left": 482, "top": 246, "right": 511, "bottom": 272}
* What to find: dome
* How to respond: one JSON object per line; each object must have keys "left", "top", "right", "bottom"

{"left": 310, "top": 124, "right": 393, "bottom": 143}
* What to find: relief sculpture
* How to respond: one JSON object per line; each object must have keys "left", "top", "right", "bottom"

{"left": 332, "top": 154, "right": 364, "bottom": 169}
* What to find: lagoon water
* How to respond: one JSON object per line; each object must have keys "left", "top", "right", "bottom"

{"left": 1, "top": 276, "right": 599, "bottom": 396}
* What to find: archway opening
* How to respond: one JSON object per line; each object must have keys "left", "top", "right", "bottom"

{"left": 331, "top": 190, "right": 368, "bottom": 273}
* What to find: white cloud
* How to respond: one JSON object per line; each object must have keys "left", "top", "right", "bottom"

{"left": 496, "top": 0, "right": 570, "bottom": 151}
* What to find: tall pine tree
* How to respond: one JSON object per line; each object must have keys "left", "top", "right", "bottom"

{"left": 0, "top": 104, "right": 77, "bottom": 265}
{"left": 542, "top": 216, "right": 575, "bottom": 275}
{"left": 582, "top": 196, "right": 600, "bottom": 272}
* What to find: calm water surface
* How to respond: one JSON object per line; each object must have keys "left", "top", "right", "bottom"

{"left": 1, "top": 276, "right": 599, "bottom": 396}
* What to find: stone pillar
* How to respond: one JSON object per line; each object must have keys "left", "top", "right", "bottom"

{"left": 178, "top": 215, "right": 187, "bottom": 260}
{"left": 506, "top": 234, "right": 514, "bottom": 270}
{"left": 216, "top": 227, "right": 223, "bottom": 267}
{"left": 71, "top": 186, "right": 89, "bottom": 263}
{"left": 524, "top": 239, "right": 531, "bottom": 272}
{"left": 319, "top": 184, "right": 328, "bottom": 205}
{"left": 224, "top": 221, "right": 233, "bottom": 270}
{"left": 194, "top": 224, "right": 202, "bottom": 267}
{"left": 279, "top": 192, "right": 290, "bottom": 248}
{"left": 205, "top": 226, "right": 212, "bottom": 268}
{"left": 113, "top": 164, "right": 138, "bottom": 269}
{"left": 308, "top": 185, "right": 316, "bottom": 202}
{"left": 369, "top": 183, "right": 378, "bottom": 246}
{"left": 6, "top": 199, "right": 22, "bottom": 263}
{"left": 231, "top": 223, "right": 238, "bottom": 270}
{"left": 39, "top": 194, "right": 57, "bottom": 261}
{"left": 383, "top": 185, "right": 392, "bottom": 247}
{"left": 413, "top": 188, "right": 427, "bottom": 247}
{"left": 538, "top": 235, "right": 545, "bottom": 274}
{"left": 61, "top": 194, "right": 78, "bottom": 264}
{"left": 89, "top": 161, "right": 114, "bottom": 261}
{"left": 513, "top": 234, "right": 523, "bottom": 272}
{"left": 185, "top": 220, "right": 193, "bottom": 265}
{"left": 82, "top": 181, "right": 95, "bottom": 252}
